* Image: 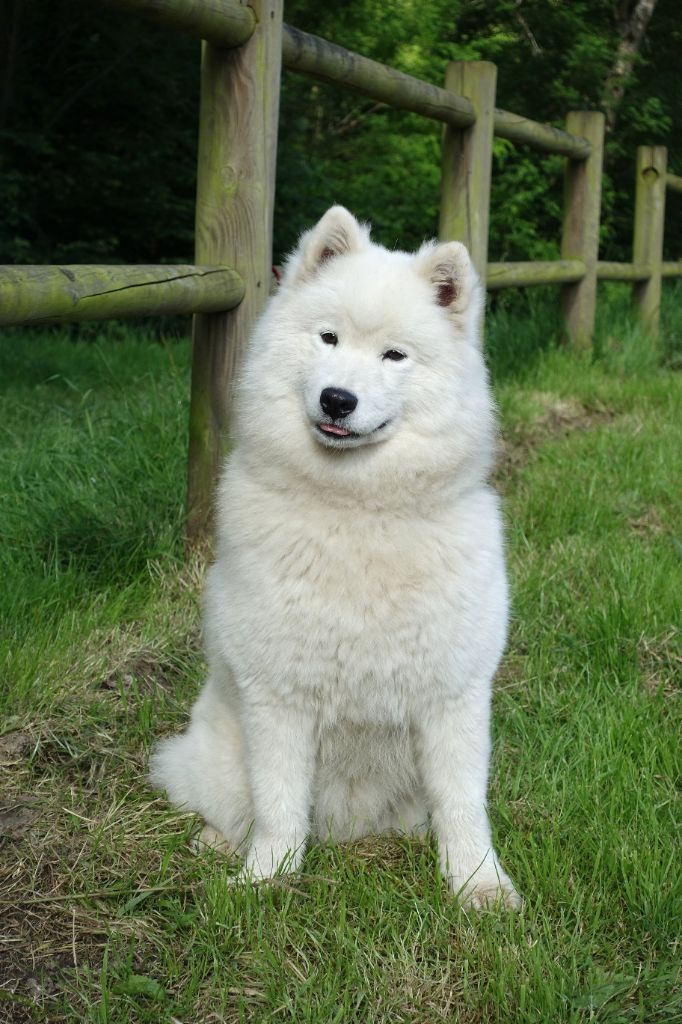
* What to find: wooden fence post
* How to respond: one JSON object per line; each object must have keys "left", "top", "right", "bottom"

{"left": 439, "top": 61, "right": 497, "bottom": 287}
{"left": 632, "top": 145, "right": 667, "bottom": 340}
{"left": 560, "top": 111, "right": 605, "bottom": 350}
{"left": 186, "top": 0, "right": 283, "bottom": 544}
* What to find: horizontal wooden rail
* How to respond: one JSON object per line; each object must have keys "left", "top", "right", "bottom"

{"left": 486, "top": 259, "right": 585, "bottom": 290}
{"left": 480, "top": 258, "right": 669, "bottom": 314}
{"left": 493, "top": 109, "right": 591, "bottom": 159}
{"left": 281, "top": 25, "right": 475, "bottom": 128}
{"left": 103, "top": 0, "right": 591, "bottom": 157}
{"left": 0, "top": 264, "right": 244, "bottom": 326}
{"left": 596, "top": 261, "right": 651, "bottom": 281}
{"left": 104, "top": 0, "right": 256, "bottom": 48}
{"left": 281, "top": 27, "right": 591, "bottom": 157}
{"left": 665, "top": 172, "right": 682, "bottom": 194}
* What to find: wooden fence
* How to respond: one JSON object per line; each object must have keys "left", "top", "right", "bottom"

{"left": 1, "top": 0, "right": 680, "bottom": 540}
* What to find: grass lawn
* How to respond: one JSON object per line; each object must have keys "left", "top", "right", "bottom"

{"left": 1, "top": 290, "right": 680, "bottom": 1023}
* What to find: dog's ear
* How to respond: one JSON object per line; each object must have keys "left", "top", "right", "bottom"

{"left": 416, "top": 241, "right": 483, "bottom": 344}
{"left": 284, "top": 206, "right": 369, "bottom": 285}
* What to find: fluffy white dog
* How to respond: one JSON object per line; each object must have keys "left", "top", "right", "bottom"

{"left": 151, "top": 207, "right": 520, "bottom": 909}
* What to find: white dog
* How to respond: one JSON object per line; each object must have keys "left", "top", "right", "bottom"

{"left": 151, "top": 207, "right": 520, "bottom": 909}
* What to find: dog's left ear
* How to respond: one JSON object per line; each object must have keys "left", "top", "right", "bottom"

{"left": 283, "top": 206, "right": 370, "bottom": 286}
{"left": 416, "top": 241, "right": 483, "bottom": 343}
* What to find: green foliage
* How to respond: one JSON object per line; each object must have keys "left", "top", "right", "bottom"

{"left": 277, "top": 0, "right": 680, "bottom": 260}
{"left": 0, "top": 0, "right": 679, "bottom": 264}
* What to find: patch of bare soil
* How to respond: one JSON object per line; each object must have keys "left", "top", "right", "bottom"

{"left": 100, "top": 648, "right": 192, "bottom": 696}
{"left": 494, "top": 651, "right": 529, "bottom": 695}
{"left": 628, "top": 505, "right": 667, "bottom": 535}
{"left": 0, "top": 732, "right": 33, "bottom": 766}
{"left": 495, "top": 393, "right": 616, "bottom": 486}
{"left": 85, "top": 619, "right": 202, "bottom": 704}
{"left": 638, "top": 629, "right": 681, "bottom": 700}
{"left": 0, "top": 796, "right": 41, "bottom": 840}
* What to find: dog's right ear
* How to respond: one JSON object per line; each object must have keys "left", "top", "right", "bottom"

{"left": 283, "top": 206, "right": 369, "bottom": 285}
{"left": 415, "top": 240, "right": 483, "bottom": 345}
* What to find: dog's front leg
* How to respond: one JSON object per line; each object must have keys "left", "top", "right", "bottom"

{"left": 414, "top": 690, "right": 521, "bottom": 909}
{"left": 239, "top": 698, "right": 314, "bottom": 881}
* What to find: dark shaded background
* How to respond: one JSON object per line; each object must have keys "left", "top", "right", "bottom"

{"left": 1, "top": 0, "right": 679, "bottom": 267}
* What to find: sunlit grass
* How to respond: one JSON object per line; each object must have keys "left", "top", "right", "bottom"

{"left": 1, "top": 290, "right": 680, "bottom": 1022}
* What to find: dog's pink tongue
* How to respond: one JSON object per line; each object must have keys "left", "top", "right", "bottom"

{"left": 320, "top": 423, "right": 350, "bottom": 436}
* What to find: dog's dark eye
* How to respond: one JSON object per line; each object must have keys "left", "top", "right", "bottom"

{"left": 320, "top": 331, "right": 338, "bottom": 346}
{"left": 383, "top": 349, "right": 406, "bottom": 362}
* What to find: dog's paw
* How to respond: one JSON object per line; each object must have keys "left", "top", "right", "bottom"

{"left": 456, "top": 877, "right": 522, "bottom": 911}
{"left": 448, "top": 863, "right": 522, "bottom": 911}
{"left": 191, "top": 825, "right": 234, "bottom": 856}
{"left": 233, "top": 838, "right": 302, "bottom": 884}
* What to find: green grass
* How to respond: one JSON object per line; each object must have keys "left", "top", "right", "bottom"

{"left": 1, "top": 289, "right": 680, "bottom": 1023}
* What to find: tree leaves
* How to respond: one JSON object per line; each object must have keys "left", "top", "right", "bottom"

{"left": 0, "top": 0, "right": 678, "bottom": 266}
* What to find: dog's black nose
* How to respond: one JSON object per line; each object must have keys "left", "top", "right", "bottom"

{"left": 320, "top": 387, "right": 358, "bottom": 419}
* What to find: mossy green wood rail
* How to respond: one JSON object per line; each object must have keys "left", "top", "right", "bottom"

{"left": 596, "top": 261, "right": 651, "bottom": 281}
{"left": 281, "top": 25, "right": 593, "bottom": 158}
{"left": 486, "top": 260, "right": 585, "bottom": 290}
{"left": 0, "top": 265, "right": 244, "bottom": 326}
{"left": 103, "top": 0, "right": 256, "bottom": 47}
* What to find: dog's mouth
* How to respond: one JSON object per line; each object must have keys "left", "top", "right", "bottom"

{"left": 317, "top": 423, "right": 356, "bottom": 438}
{"left": 315, "top": 420, "right": 389, "bottom": 444}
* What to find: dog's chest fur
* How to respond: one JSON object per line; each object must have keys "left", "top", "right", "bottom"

{"left": 209, "top": 469, "right": 505, "bottom": 726}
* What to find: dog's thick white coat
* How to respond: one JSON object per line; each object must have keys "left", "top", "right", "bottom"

{"left": 151, "top": 207, "right": 520, "bottom": 908}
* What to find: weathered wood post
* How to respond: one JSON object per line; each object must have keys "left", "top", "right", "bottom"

{"left": 632, "top": 145, "right": 667, "bottom": 340}
{"left": 187, "top": 0, "right": 283, "bottom": 543}
{"left": 439, "top": 61, "right": 497, "bottom": 288}
{"left": 560, "top": 111, "right": 605, "bottom": 349}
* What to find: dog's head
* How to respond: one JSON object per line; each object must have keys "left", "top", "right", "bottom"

{"left": 235, "top": 207, "right": 494, "bottom": 506}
